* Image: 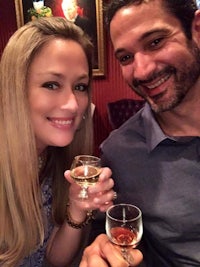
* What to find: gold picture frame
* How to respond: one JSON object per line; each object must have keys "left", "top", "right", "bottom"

{"left": 14, "top": 0, "right": 105, "bottom": 77}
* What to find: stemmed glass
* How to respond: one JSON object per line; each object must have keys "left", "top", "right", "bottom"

{"left": 106, "top": 203, "right": 143, "bottom": 264}
{"left": 70, "top": 155, "right": 101, "bottom": 199}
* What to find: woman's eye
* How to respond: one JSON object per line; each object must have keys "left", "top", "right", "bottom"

{"left": 74, "top": 83, "right": 89, "bottom": 92}
{"left": 118, "top": 54, "right": 133, "bottom": 65}
{"left": 42, "top": 82, "right": 59, "bottom": 90}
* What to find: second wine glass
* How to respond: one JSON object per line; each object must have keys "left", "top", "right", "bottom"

{"left": 106, "top": 203, "right": 143, "bottom": 264}
{"left": 70, "top": 155, "right": 101, "bottom": 199}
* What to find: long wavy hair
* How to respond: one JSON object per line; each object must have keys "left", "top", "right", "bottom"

{"left": 0, "top": 17, "right": 93, "bottom": 266}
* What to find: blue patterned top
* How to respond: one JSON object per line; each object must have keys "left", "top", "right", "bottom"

{"left": 20, "top": 176, "right": 54, "bottom": 267}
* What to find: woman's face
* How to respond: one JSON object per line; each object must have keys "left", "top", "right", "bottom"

{"left": 28, "top": 38, "right": 89, "bottom": 153}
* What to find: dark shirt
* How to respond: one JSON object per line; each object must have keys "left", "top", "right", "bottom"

{"left": 100, "top": 103, "right": 200, "bottom": 266}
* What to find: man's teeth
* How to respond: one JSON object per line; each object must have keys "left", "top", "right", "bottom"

{"left": 146, "top": 74, "right": 170, "bottom": 89}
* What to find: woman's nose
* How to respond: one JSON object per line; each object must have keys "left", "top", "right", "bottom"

{"left": 133, "top": 52, "right": 156, "bottom": 81}
{"left": 60, "top": 91, "right": 78, "bottom": 112}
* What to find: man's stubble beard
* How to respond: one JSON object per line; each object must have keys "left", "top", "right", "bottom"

{"left": 129, "top": 41, "right": 200, "bottom": 114}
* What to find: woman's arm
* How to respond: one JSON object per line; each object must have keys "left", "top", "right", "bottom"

{"left": 46, "top": 168, "right": 115, "bottom": 266}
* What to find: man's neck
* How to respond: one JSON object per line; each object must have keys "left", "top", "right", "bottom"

{"left": 153, "top": 81, "right": 200, "bottom": 136}
{"left": 155, "top": 100, "right": 200, "bottom": 137}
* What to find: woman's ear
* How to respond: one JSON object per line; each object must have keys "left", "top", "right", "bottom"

{"left": 192, "top": 10, "right": 200, "bottom": 42}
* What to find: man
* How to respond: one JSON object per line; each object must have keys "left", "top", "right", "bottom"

{"left": 61, "top": 0, "right": 94, "bottom": 39}
{"left": 80, "top": 0, "right": 200, "bottom": 266}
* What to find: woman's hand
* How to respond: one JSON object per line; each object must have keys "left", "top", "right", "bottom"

{"left": 46, "top": 169, "right": 115, "bottom": 266}
{"left": 64, "top": 167, "right": 115, "bottom": 215}
{"left": 80, "top": 234, "right": 143, "bottom": 267}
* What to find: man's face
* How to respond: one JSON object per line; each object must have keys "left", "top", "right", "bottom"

{"left": 110, "top": 1, "right": 200, "bottom": 113}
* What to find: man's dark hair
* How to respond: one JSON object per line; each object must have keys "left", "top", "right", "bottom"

{"left": 104, "top": 0, "right": 198, "bottom": 39}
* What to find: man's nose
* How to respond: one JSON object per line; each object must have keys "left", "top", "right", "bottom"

{"left": 133, "top": 52, "right": 156, "bottom": 81}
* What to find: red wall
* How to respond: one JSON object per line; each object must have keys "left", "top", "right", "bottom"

{"left": 0, "top": 0, "right": 17, "bottom": 55}
{"left": 0, "top": 0, "right": 140, "bottom": 155}
{"left": 92, "top": 33, "right": 141, "bottom": 154}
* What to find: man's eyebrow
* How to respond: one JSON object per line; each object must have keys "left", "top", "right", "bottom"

{"left": 114, "top": 28, "right": 170, "bottom": 58}
{"left": 114, "top": 48, "right": 126, "bottom": 58}
{"left": 139, "top": 28, "right": 170, "bottom": 42}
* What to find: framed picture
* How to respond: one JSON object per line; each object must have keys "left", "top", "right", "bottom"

{"left": 14, "top": 0, "right": 106, "bottom": 77}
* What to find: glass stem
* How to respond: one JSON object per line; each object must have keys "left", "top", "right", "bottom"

{"left": 121, "top": 247, "right": 134, "bottom": 266}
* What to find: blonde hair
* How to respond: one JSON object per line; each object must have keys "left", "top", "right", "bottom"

{"left": 0, "top": 17, "right": 93, "bottom": 266}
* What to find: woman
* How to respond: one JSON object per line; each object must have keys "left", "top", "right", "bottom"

{"left": 0, "top": 17, "right": 115, "bottom": 266}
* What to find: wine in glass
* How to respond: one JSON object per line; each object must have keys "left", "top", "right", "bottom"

{"left": 70, "top": 155, "right": 101, "bottom": 199}
{"left": 106, "top": 203, "right": 143, "bottom": 264}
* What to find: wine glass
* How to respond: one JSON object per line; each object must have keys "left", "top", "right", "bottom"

{"left": 106, "top": 203, "right": 143, "bottom": 264}
{"left": 70, "top": 155, "right": 101, "bottom": 199}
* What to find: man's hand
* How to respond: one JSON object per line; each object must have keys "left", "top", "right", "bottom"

{"left": 80, "top": 234, "right": 143, "bottom": 267}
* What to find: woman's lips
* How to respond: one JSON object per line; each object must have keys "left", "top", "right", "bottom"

{"left": 48, "top": 117, "right": 74, "bottom": 128}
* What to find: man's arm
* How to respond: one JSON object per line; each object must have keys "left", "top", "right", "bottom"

{"left": 80, "top": 234, "right": 143, "bottom": 267}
